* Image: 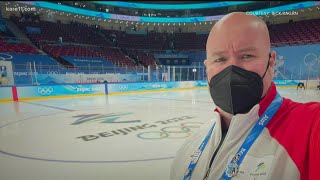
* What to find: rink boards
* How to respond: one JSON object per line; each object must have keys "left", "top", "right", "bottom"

{"left": 0, "top": 80, "right": 318, "bottom": 102}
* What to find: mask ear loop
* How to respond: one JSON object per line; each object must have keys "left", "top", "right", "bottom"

{"left": 262, "top": 53, "right": 271, "bottom": 79}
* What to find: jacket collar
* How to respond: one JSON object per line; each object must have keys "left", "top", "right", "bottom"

{"left": 213, "top": 82, "right": 277, "bottom": 140}
{"left": 258, "top": 82, "right": 277, "bottom": 117}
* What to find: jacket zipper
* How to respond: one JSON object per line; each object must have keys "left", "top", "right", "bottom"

{"left": 203, "top": 116, "right": 236, "bottom": 180}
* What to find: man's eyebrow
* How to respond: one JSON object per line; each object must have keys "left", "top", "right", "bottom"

{"left": 237, "top": 47, "right": 257, "bottom": 53}
{"left": 208, "top": 47, "right": 257, "bottom": 59}
{"left": 209, "top": 50, "right": 227, "bottom": 57}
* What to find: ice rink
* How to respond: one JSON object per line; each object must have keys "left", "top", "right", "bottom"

{"left": 0, "top": 87, "right": 319, "bottom": 180}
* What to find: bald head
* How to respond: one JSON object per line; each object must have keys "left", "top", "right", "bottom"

{"left": 207, "top": 12, "right": 270, "bottom": 55}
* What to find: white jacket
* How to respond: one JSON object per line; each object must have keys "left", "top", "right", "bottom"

{"left": 170, "top": 83, "right": 320, "bottom": 180}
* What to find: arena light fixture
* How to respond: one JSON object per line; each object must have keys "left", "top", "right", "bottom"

{"left": 92, "top": 1, "right": 252, "bottom": 10}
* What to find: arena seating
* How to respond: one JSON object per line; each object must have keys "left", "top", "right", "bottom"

{"left": 8, "top": 16, "right": 320, "bottom": 67}
{"left": 11, "top": 19, "right": 138, "bottom": 67}
{"left": 269, "top": 18, "right": 320, "bottom": 47}
{"left": 173, "top": 33, "right": 207, "bottom": 50}
{"left": 127, "top": 49, "right": 157, "bottom": 67}
{"left": 135, "top": 51, "right": 157, "bottom": 67}
{"left": 42, "top": 44, "right": 99, "bottom": 57}
{"left": 100, "top": 29, "right": 168, "bottom": 50}
{"left": 94, "top": 47, "right": 137, "bottom": 68}
{"left": 0, "top": 41, "right": 40, "bottom": 54}
{"left": 0, "top": 19, "right": 41, "bottom": 54}
{"left": 13, "top": 20, "right": 109, "bottom": 46}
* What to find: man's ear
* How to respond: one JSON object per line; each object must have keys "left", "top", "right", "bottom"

{"left": 204, "top": 60, "right": 210, "bottom": 82}
{"left": 204, "top": 59, "right": 208, "bottom": 66}
{"left": 269, "top": 51, "right": 276, "bottom": 68}
{"left": 268, "top": 51, "right": 276, "bottom": 79}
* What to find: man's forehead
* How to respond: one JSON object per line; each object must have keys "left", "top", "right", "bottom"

{"left": 207, "top": 46, "right": 259, "bottom": 57}
{"left": 207, "top": 27, "right": 268, "bottom": 56}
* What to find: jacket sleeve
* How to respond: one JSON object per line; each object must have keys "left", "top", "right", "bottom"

{"left": 309, "top": 108, "right": 320, "bottom": 180}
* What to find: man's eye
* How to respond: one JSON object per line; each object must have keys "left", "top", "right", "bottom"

{"left": 214, "top": 58, "right": 226, "bottom": 62}
{"left": 242, "top": 54, "right": 254, "bottom": 59}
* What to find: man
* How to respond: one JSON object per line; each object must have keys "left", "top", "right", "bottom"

{"left": 170, "top": 12, "right": 320, "bottom": 180}
{"left": 296, "top": 81, "right": 305, "bottom": 90}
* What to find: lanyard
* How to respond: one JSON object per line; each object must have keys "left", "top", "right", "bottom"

{"left": 183, "top": 122, "right": 216, "bottom": 180}
{"left": 183, "top": 93, "right": 283, "bottom": 180}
